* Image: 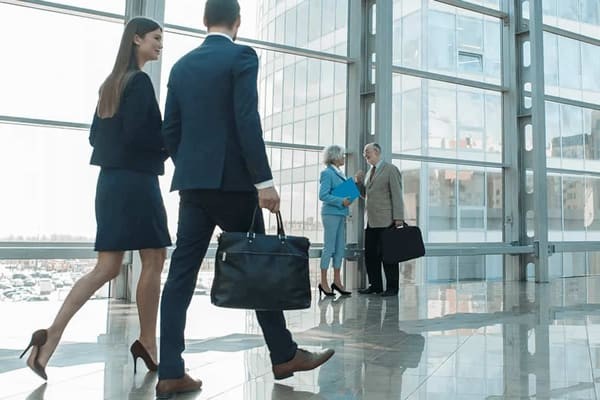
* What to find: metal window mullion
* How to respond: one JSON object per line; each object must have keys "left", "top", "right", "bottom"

{"left": 163, "top": 24, "right": 355, "bottom": 64}
{"left": 434, "top": 0, "right": 509, "bottom": 21}
{"left": 547, "top": 168, "right": 600, "bottom": 179}
{"left": 0, "top": 0, "right": 124, "bottom": 22}
{"left": 0, "top": 115, "right": 89, "bottom": 131}
{"left": 392, "top": 66, "right": 507, "bottom": 92}
{"left": 542, "top": 24, "right": 600, "bottom": 48}
{"left": 544, "top": 95, "right": 600, "bottom": 112}
{"left": 264, "top": 141, "right": 324, "bottom": 151}
{"left": 391, "top": 153, "right": 506, "bottom": 168}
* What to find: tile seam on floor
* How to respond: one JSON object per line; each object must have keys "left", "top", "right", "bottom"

{"left": 584, "top": 316, "right": 599, "bottom": 400}
{"left": 400, "top": 328, "right": 479, "bottom": 400}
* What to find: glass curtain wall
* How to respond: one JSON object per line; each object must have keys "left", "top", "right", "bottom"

{"left": 0, "top": 2, "right": 126, "bottom": 301}
{"left": 2, "top": 0, "right": 600, "bottom": 297}
{"left": 392, "top": 0, "right": 505, "bottom": 281}
{"left": 541, "top": 0, "right": 600, "bottom": 278}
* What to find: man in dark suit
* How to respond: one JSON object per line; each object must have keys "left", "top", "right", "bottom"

{"left": 156, "top": 1, "right": 334, "bottom": 396}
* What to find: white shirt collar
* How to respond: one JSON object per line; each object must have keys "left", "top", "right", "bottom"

{"left": 370, "top": 159, "right": 384, "bottom": 170}
{"left": 206, "top": 32, "right": 234, "bottom": 42}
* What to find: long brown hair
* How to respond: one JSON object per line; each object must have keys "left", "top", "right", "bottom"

{"left": 97, "top": 17, "right": 162, "bottom": 118}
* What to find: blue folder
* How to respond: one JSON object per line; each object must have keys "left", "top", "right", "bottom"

{"left": 332, "top": 178, "right": 360, "bottom": 201}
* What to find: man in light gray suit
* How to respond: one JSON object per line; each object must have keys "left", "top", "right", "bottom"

{"left": 355, "top": 143, "right": 405, "bottom": 297}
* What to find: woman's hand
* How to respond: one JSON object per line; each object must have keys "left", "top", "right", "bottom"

{"left": 354, "top": 170, "right": 365, "bottom": 184}
{"left": 342, "top": 198, "right": 351, "bottom": 207}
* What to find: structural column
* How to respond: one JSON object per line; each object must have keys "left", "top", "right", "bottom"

{"left": 344, "top": 0, "right": 366, "bottom": 289}
{"left": 514, "top": 0, "right": 550, "bottom": 282}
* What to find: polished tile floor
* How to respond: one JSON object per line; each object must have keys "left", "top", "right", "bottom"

{"left": 3, "top": 276, "right": 600, "bottom": 399}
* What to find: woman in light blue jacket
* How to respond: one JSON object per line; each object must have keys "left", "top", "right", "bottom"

{"left": 319, "top": 145, "right": 353, "bottom": 297}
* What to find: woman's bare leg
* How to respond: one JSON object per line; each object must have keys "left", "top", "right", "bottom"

{"left": 136, "top": 248, "right": 166, "bottom": 362}
{"left": 28, "top": 251, "right": 124, "bottom": 370}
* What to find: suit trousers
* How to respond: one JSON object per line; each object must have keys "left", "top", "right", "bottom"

{"left": 364, "top": 225, "right": 399, "bottom": 292}
{"left": 320, "top": 214, "right": 346, "bottom": 269}
{"left": 158, "top": 189, "right": 298, "bottom": 379}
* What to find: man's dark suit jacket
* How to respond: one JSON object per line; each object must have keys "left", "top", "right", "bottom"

{"left": 162, "top": 35, "right": 272, "bottom": 192}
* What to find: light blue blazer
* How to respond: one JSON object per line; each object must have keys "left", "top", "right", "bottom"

{"left": 319, "top": 165, "right": 350, "bottom": 216}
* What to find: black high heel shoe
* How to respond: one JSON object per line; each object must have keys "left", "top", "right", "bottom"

{"left": 318, "top": 284, "right": 335, "bottom": 297}
{"left": 331, "top": 283, "right": 352, "bottom": 296}
{"left": 130, "top": 340, "right": 158, "bottom": 373}
{"left": 20, "top": 329, "right": 48, "bottom": 380}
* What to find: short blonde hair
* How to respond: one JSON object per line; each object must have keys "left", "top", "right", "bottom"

{"left": 322, "top": 145, "right": 345, "bottom": 165}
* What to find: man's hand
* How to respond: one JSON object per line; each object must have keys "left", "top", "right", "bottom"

{"left": 394, "top": 219, "right": 405, "bottom": 227}
{"left": 342, "top": 198, "right": 351, "bottom": 207}
{"left": 354, "top": 170, "right": 365, "bottom": 184}
{"left": 258, "top": 186, "right": 280, "bottom": 213}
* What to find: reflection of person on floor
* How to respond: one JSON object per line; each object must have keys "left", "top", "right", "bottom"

{"left": 315, "top": 297, "right": 361, "bottom": 399}
{"left": 362, "top": 296, "right": 425, "bottom": 398}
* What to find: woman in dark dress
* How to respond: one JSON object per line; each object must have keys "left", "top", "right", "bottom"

{"left": 21, "top": 17, "right": 171, "bottom": 380}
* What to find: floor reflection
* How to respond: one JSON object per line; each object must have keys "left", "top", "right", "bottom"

{"left": 3, "top": 277, "right": 600, "bottom": 399}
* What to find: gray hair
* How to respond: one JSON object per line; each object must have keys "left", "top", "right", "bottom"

{"left": 364, "top": 142, "right": 381, "bottom": 153}
{"left": 322, "top": 145, "right": 345, "bottom": 165}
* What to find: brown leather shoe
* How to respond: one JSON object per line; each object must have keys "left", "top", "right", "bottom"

{"left": 155, "top": 373, "right": 202, "bottom": 399}
{"left": 272, "top": 348, "right": 335, "bottom": 380}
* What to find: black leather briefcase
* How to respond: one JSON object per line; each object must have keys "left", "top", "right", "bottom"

{"left": 211, "top": 210, "right": 311, "bottom": 311}
{"left": 381, "top": 223, "right": 425, "bottom": 264}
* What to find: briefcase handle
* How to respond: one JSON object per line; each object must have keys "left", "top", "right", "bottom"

{"left": 248, "top": 207, "right": 286, "bottom": 238}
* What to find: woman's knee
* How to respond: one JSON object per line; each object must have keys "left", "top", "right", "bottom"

{"left": 93, "top": 260, "right": 122, "bottom": 282}
{"left": 140, "top": 248, "right": 167, "bottom": 270}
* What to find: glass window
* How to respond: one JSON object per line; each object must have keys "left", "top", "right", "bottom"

{"left": 586, "top": 177, "right": 600, "bottom": 240}
{"left": 558, "top": 0, "right": 579, "bottom": 21}
{"left": 49, "top": 0, "right": 124, "bottom": 14}
{"left": 544, "top": 33, "right": 559, "bottom": 91}
{"left": 285, "top": 8, "right": 297, "bottom": 47}
{"left": 0, "top": 124, "right": 97, "bottom": 241}
{"left": 392, "top": 75, "right": 502, "bottom": 162}
{"left": 560, "top": 104, "right": 584, "bottom": 163}
{"left": 165, "top": 0, "right": 347, "bottom": 55}
{"left": 546, "top": 102, "right": 561, "bottom": 166}
{"left": 428, "top": 11, "right": 456, "bottom": 73}
{"left": 458, "top": 52, "right": 484, "bottom": 74}
{"left": 457, "top": 16, "right": 483, "bottom": 53}
{"left": 582, "top": 43, "right": 600, "bottom": 97}
{"left": 581, "top": 0, "right": 600, "bottom": 26}
{"left": 0, "top": 259, "right": 106, "bottom": 303}
{"left": 394, "top": 1, "right": 501, "bottom": 84}
{"left": 0, "top": 4, "right": 123, "bottom": 123}
{"left": 563, "top": 176, "right": 586, "bottom": 236}
{"left": 548, "top": 174, "right": 563, "bottom": 239}
{"left": 558, "top": 36, "right": 582, "bottom": 91}
{"left": 395, "top": 160, "right": 502, "bottom": 243}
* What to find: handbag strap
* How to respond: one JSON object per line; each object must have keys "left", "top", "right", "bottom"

{"left": 248, "top": 207, "right": 286, "bottom": 237}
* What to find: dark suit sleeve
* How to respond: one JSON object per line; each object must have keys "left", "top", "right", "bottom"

{"left": 232, "top": 46, "right": 272, "bottom": 184}
{"left": 120, "top": 73, "right": 164, "bottom": 152}
{"left": 162, "top": 70, "right": 182, "bottom": 162}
